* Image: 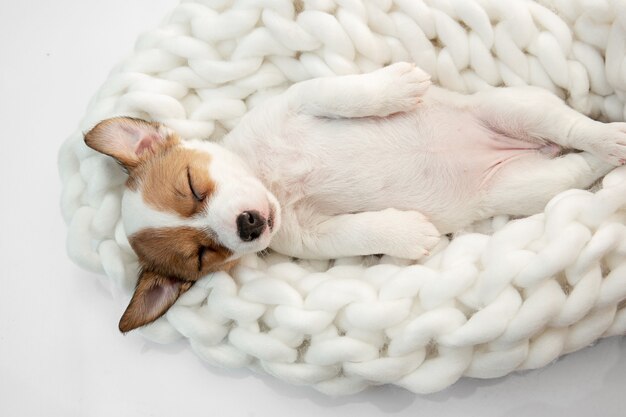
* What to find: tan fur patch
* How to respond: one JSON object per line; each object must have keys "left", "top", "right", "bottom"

{"left": 130, "top": 144, "right": 216, "bottom": 217}
{"left": 129, "top": 227, "right": 236, "bottom": 282}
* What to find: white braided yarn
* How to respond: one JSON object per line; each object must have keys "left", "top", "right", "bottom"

{"left": 58, "top": 0, "right": 626, "bottom": 395}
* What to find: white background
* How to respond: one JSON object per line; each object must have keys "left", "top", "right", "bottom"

{"left": 1, "top": 1, "right": 625, "bottom": 416}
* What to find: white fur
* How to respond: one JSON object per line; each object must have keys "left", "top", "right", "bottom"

{"left": 126, "top": 63, "right": 626, "bottom": 260}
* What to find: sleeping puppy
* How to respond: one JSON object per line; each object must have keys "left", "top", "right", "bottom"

{"left": 84, "top": 62, "right": 626, "bottom": 332}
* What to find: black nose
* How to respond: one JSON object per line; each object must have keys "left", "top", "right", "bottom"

{"left": 236, "top": 210, "right": 266, "bottom": 242}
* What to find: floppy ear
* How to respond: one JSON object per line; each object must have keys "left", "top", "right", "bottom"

{"left": 84, "top": 117, "right": 170, "bottom": 170}
{"left": 118, "top": 270, "right": 193, "bottom": 333}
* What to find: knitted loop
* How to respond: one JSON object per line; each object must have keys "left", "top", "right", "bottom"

{"left": 58, "top": 0, "right": 626, "bottom": 395}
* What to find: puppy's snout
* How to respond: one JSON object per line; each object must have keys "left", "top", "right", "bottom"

{"left": 236, "top": 210, "right": 266, "bottom": 242}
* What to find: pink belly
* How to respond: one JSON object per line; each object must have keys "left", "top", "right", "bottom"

{"left": 286, "top": 107, "right": 560, "bottom": 232}
{"left": 425, "top": 109, "right": 559, "bottom": 189}
{"left": 465, "top": 132, "right": 559, "bottom": 187}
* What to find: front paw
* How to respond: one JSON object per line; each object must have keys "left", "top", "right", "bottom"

{"left": 384, "top": 210, "right": 441, "bottom": 260}
{"left": 586, "top": 122, "right": 626, "bottom": 166}
{"left": 373, "top": 62, "right": 432, "bottom": 116}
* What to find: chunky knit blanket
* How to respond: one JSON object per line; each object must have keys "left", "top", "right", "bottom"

{"left": 59, "top": 0, "right": 626, "bottom": 395}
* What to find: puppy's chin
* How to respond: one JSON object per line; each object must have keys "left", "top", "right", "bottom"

{"left": 235, "top": 231, "right": 274, "bottom": 255}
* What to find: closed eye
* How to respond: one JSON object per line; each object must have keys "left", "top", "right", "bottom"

{"left": 197, "top": 245, "right": 217, "bottom": 271}
{"left": 187, "top": 167, "right": 204, "bottom": 202}
{"left": 197, "top": 246, "right": 206, "bottom": 271}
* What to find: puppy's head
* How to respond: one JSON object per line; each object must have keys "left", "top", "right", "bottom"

{"left": 84, "top": 117, "right": 281, "bottom": 332}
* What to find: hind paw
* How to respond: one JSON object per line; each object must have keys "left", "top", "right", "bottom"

{"left": 587, "top": 122, "right": 626, "bottom": 166}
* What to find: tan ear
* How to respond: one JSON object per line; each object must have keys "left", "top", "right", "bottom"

{"left": 84, "top": 117, "right": 169, "bottom": 170}
{"left": 118, "top": 270, "right": 193, "bottom": 333}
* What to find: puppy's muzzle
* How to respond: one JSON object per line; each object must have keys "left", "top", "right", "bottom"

{"left": 236, "top": 210, "right": 266, "bottom": 241}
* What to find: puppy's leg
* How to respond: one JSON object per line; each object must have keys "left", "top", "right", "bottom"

{"left": 271, "top": 208, "right": 440, "bottom": 260}
{"left": 474, "top": 87, "right": 626, "bottom": 166}
{"left": 285, "top": 62, "right": 431, "bottom": 118}
{"left": 482, "top": 152, "right": 613, "bottom": 216}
